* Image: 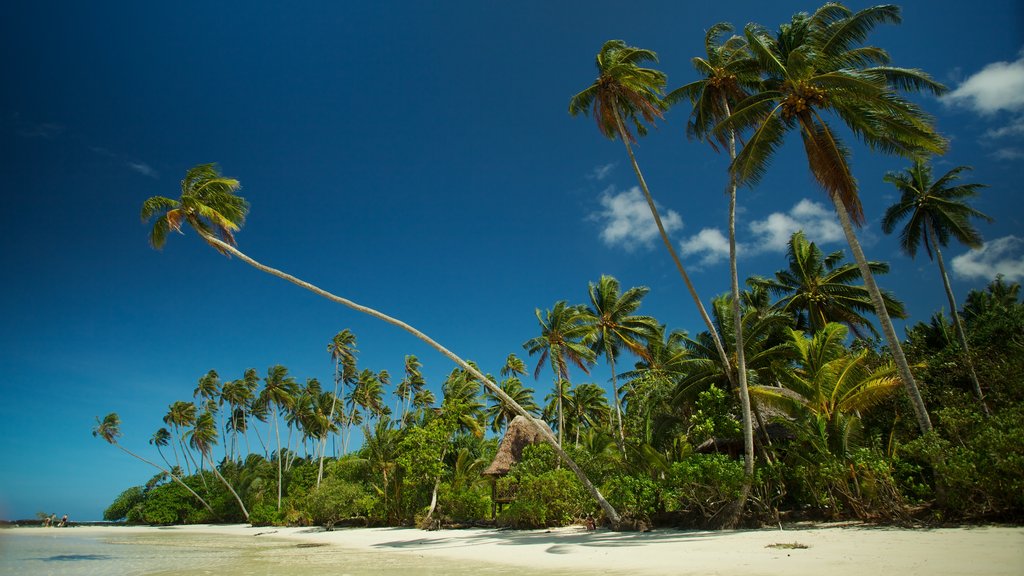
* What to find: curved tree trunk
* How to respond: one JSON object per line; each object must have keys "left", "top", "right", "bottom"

{"left": 115, "top": 444, "right": 216, "bottom": 516}
{"left": 722, "top": 95, "right": 755, "bottom": 528}
{"left": 833, "top": 200, "right": 933, "bottom": 433}
{"left": 203, "top": 451, "right": 250, "bottom": 521}
{"left": 611, "top": 107, "right": 735, "bottom": 389}
{"left": 928, "top": 224, "right": 989, "bottom": 416}
{"left": 200, "top": 234, "right": 623, "bottom": 528}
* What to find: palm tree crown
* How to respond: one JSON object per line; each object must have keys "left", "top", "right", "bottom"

{"left": 141, "top": 163, "right": 249, "bottom": 252}
{"left": 569, "top": 39, "right": 667, "bottom": 142}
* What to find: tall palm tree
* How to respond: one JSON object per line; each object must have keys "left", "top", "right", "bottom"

{"left": 93, "top": 413, "right": 214, "bottom": 515}
{"left": 501, "top": 353, "right": 528, "bottom": 380}
{"left": 164, "top": 400, "right": 198, "bottom": 474}
{"left": 149, "top": 427, "right": 174, "bottom": 470}
{"left": 725, "top": 4, "right": 947, "bottom": 433}
{"left": 570, "top": 39, "right": 736, "bottom": 393}
{"left": 321, "top": 329, "right": 358, "bottom": 484}
{"left": 755, "top": 231, "right": 906, "bottom": 338}
{"left": 186, "top": 411, "right": 249, "bottom": 520}
{"left": 441, "top": 365, "right": 487, "bottom": 438}
{"left": 882, "top": 157, "right": 992, "bottom": 415}
{"left": 143, "top": 163, "right": 624, "bottom": 525}
{"left": 396, "top": 355, "right": 425, "bottom": 424}
{"left": 260, "top": 364, "right": 297, "bottom": 510}
{"left": 668, "top": 21, "right": 762, "bottom": 506}
{"left": 585, "top": 275, "right": 658, "bottom": 453}
{"left": 523, "top": 302, "right": 596, "bottom": 446}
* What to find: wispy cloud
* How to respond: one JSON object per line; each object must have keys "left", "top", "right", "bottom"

{"left": 941, "top": 49, "right": 1024, "bottom": 115}
{"left": 588, "top": 163, "right": 615, "bottom": 181}
{"left": 676, "top": 199, "right": 844, "bottom": 266}
{"left": 591, "top": 186, "right": 682, "bottom": 252}
{"left": 127, "top": 162, "right": 159, "bottom": 179}
{"left": 10, "top": 113, "right": 64, "bottom": 138}
{"left": 992, "top": 147, "right": 1024, "bottom": 161}
{"left": 952, "top": 235, "right": 1024, "bottom": 281}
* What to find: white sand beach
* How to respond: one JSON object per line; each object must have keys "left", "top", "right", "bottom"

{"left": 10, "top": 523, "right": 1021, "bottom": 576}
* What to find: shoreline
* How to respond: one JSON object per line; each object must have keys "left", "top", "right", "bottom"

{"left": 5, "top": 523, "right": 1022, "bottom": 575}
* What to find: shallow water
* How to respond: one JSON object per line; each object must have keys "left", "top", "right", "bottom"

{"left": 0, "top": 528, "right": 575, "bottom": 576}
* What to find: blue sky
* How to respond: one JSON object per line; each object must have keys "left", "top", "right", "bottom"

{"left": 1, "top": 1, "right": 1022, "bottom": 521}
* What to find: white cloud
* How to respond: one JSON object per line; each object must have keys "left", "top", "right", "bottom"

{"left": 675, "top": 199, "right": 844, "bottom": 266}
{"left": 941, "top": 50, "right": 1024, "bottom": 115}
{"left": 985, "top": 116, "right": 1024, "bottom": 139}
{"left": 992, "top": 147, "right": 1024, "bottom": 161}
{"left": 748, "top": 198, "right": 844, "bottom": 252}
{"left": 588, "top": 163, "right": 615, "bottom": 181}
{"left": 952, "top": 236, "right": 1024, "bottom": 281}
{"left": 593, "top": 186, "right": 683, "bottom": 251}
{"left": 128, "top": 162, "right": 159, "bottom": 179}
{"left": 679, "top": 228, "right": 733, "bottom": 266}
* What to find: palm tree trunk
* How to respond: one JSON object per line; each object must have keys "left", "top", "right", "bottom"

{"left": 928, "top": 227, "right": 989, "bottom": 416}
{"left": 202, "top": 450, "right": 250, "bottom": 521}
{"left": 723, "top": 94, "right": 755, "bottom": 528}
{"left": 318, "top": 362, "right": 340, "bottom": 487}
{"left": 274, "top": 407, "right": 283, "bottom": 511}
{"left": 115, "top": 444, "right": 215, "bottom": 516}
{"left": 611, "top": 106, "right": 736, "bottom": 389}
{"left": 608, "top": 356, "right": 627, "bottom": 458}
{"left": 832, "top": 200, "right": 933, "bottom": 433}
{"left": 199, "top": 233, "right": 623, "bottom": 528}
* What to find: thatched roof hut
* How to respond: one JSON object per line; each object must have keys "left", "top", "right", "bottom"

{"left": 482, "top": 415, "right": 550, "bottom": 478}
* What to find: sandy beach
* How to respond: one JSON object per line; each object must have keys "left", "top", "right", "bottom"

{"left": 8, "top": 523, "right": 1021, "bottom": 575}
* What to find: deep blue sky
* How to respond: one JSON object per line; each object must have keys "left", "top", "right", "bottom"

{"left": 2, "top": 1, "right": 1022, "bottom": 521}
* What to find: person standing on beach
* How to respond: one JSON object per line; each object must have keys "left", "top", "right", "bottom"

{"left": 58, "top": 514, "right": 67, "bottom": 527}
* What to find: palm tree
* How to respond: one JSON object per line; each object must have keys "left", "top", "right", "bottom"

{"left": 882, "top": 157, "right": 992, "bottom": 415}
{"left": 523, "top": 302, "right": 596, "bottom": 446}
{"left": 485, "top": 376, "right": 539, "bottom": 434}
{"left": 725, "top": 4, "right": 947, "bottom": 433}
{"left": 755, "top": 231, "right": 906, "bottom": 338}
{"left": 260, "top": 364, "right": 297, "bottom": 510}
{"left": 149, "top": 427, "right": 174, "bottom": 470}
{"left": 143, "top": 163, "right": 625, "bottom": 525}
{"left": 501, "top": 353, "right": 528, "bottom": 379}
{"left": 163, "top": 400, "right": 198, "bottom": 474}
{"left": 396, "top": 355, "right": 425, "bottom": 424}
{"left": 441, "top": 365, "right": 487, "bottom": 438}
{"left": 749, "top": 323, "right": 902, "bottom": 457}
{"left": 668, "top": 22, "right": 761, "bottom": 508}
{"left": 220, "top": 378, "right": 253, "bottom": 462}
{"left": 186, "top": 411, "right": 249, "bottom": 520}
{"left": 93, "top": 413, "right": 214, "bottom": 515}
{"left": 566, "top": 383, "right": 612, "bottom": 446}
{"left": 321, "top": 329, "right": 358, "bottom": 484}
{"left": 584, "top": 275, "right": 658, "bottom": 454}
{"left": 570, "top": 39, "right": 736, "bottom": 394}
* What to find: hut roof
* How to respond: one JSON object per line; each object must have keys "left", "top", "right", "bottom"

{"left": 481, "top": 415, "right": 550, "bottom": 477}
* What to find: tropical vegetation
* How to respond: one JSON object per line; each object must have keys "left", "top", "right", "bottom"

{"left": 99, "top": 3, "right": 1022, "bottom": 530}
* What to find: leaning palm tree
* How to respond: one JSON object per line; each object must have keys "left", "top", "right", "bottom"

{"left": 570, "top": 40, "right": 736, "bottom": 394}
{"left": 584, "top": 275, "right": 658, "bottom": 453}
{"left": 724, "top": 3, "right": 947, "bottom": 433}
{"left": 186, "top": 411, "right": 249, "bottom": 520}
{"left": 149, "top": 427, "right": 174, "bottom": 470}
{"left": 523, "top": 302, "right": 596, "bottom": 446}
{"left": 142, "top": 163, "right": 624, "bottom": 525}
{"left": 755, "top": 231, "right": 906, "bottom": 338}
{"left": 93, "top": 413, "right": 214, "bottom": 516}
{"left": 882, "top": 157, "right": 992, "bottom": 415}
{"left": 668, "top": 22, "right": 762, "bottom": 505}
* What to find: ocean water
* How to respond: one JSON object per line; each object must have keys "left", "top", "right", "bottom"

{"left": 0, "top": 528, "right": 571, "bottom": 576}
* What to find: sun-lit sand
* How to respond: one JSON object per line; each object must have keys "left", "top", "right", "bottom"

{"left": 12, "top": 523, "right": 1021, "bottom": 575}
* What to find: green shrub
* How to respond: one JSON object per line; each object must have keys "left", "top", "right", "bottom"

{"left": 104, "top": 486, "right": 146, "bottom": 522}
{"left": 664, "top": 454, "right": 745, "bottom": 524}
{"left": 602, "top": 475, "right": 658, "bottom": 522}
{"left": 303, "top": 476, "right": 372, "bottom": 528}
{"left": 500, "top": 468, "right": 588, "bottom": 528}
{"left": 248, "top": 503, "right": 282, "bottom": 527}
{"left": 437, "top": 483, "right": 489, "bottom": 522}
